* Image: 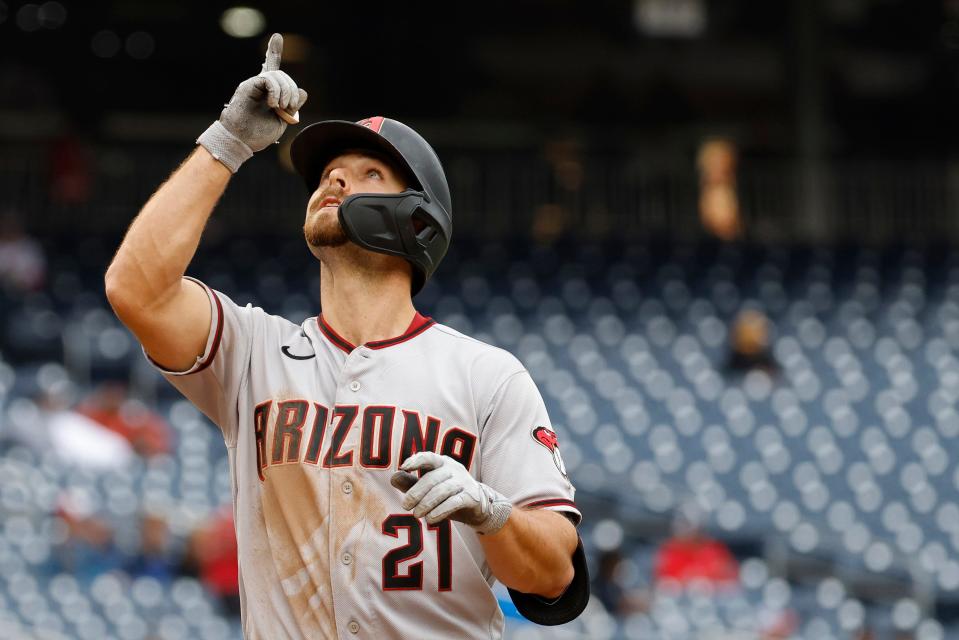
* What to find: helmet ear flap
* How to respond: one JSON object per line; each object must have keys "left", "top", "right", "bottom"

{"left": 412, "top": 209, "right": 439, "bottom": 244}
{"left": 338, "top": 191, "right": 445, "bottom": 293}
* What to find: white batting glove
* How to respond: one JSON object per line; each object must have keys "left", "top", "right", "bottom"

{"left": 391, "top": 451, "right": 513, "bottom": 535}
{"left": 197, "top": 33, "right": 308, "bottom": 172}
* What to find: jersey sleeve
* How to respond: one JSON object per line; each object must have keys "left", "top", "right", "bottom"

{"left": 478, "top": 366, "right": 581, "bottom": 525}
{"left": 144, "top": 277, "right": 255, "bottom": 447}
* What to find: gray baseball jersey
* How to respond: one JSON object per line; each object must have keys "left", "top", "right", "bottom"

{"left": 148, "top": 278, "right": 580, "bottom": 639}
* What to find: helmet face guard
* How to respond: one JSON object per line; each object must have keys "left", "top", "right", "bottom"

{"left": 290, "top": 117, "right": 452, "bottom": 294}
{"left": 337, "top": 190, "right": 450, "bottom": 294}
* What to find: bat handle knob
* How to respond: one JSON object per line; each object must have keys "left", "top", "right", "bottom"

{"left": 274, "top": 107, "right": 299, "bottom": 125}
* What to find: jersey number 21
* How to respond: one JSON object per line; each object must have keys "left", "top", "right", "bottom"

{"left": 382, "top": 515, "right": 452, "bottom": 591}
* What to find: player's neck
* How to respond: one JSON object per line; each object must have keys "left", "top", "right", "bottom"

{"left": 318, "top": 252, "right": 416, "bottom": 347}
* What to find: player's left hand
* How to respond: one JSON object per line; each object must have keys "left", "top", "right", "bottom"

{"left": 391, "top": 452, "right": 512, "bottom": 535}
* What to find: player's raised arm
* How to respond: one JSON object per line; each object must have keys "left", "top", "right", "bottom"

{"left": 104, "top": 33, "right": 307, "bottom": 371}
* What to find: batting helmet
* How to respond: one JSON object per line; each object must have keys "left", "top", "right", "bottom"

{"left": 290, "top": 116, "right": 452, "bottom": 294}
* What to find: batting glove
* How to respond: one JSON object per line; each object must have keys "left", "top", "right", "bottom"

{"left": 197, "top": 33, "right": 308, "bottom": 173}
{"left": 391, "top": 452, "right": 513, "bottom": 535}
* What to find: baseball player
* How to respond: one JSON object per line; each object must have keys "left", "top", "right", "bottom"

{"left": 105, "top": 34, "right": 588, "bottom": 639}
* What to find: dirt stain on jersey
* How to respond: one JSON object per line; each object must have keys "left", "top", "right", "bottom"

{"left": 260, "top": 460, "right": 392, "bottom": 638}
{"left": 329, "top": 469, "right": 388, "bottom": 583}
{"left": 262, "top": 463, "right": 335, "bottom": 638}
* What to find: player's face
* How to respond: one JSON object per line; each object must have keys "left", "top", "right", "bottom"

{"left": 303, "top": 152, "right": 407, "bottom": 248}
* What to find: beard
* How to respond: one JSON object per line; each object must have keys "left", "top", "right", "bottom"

{"left": 303, "top": 209, "right": 349, "bottom": 247}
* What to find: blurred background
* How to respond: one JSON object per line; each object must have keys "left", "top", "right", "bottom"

{"left": 3, "top": 0, "right": 959, "bottom": 638}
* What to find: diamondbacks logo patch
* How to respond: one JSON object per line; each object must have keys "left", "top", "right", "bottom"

{"left": 532, "top": 426, "right": 568, "bottom": 478}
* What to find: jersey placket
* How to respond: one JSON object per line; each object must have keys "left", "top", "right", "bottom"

{"left": 328, "top": 345, "right": 376, "bottom": 638}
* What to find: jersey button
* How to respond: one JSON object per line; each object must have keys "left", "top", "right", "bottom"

{"left": 342, "top": 552, "right": 353, "bottom": 565}
{"left": 348, "top": 621, "right": 360, "bottom": 634}
{"left": 342, "top": 481, "right": 353, "bottom": 494}
{"left": 349, "top": 380, "right": 361, "bottom": 392}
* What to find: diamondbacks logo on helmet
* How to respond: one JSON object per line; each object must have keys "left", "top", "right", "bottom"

{"left": 532, "top": 426, "right": 567, "bottom": 478}
{"left": 356, "top": 116, "right": 384, "bottom": 133}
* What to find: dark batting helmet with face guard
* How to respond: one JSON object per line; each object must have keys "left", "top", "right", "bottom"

{"left": 290, "top": 116, "right": 452, "bottom": 295}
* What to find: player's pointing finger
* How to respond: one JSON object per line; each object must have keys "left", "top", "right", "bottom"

{"left": 262, "top": 33, "right": 283, "bottom": 73}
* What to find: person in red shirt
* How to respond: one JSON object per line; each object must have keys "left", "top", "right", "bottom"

{"left": 653, "top": 504, "right": 738, "bottom": 588}
{"left": 182, "top": 506, "right": 240, "bottom": 615}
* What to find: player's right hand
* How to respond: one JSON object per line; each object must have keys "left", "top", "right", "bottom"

{"left": 197, "top": 33, "right": 309, "bottom": 172}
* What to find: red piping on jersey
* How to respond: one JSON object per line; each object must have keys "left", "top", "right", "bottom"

{"left": 317, "top": 312, "right": 435, "bottom": 354}
{"left": 147, "top": 278, "right": 224, "bottom": 373}
{"left": 195, "top": 288, "right": 225, "bottom": 372}
{"left": 316, "top": 316, "right": 354, "bottom": 354}
{"left": 524, "top": 498, "right": 579, "bottom": 511}
{"left": 367, "top": 314, "right": 435, "bottom": 349}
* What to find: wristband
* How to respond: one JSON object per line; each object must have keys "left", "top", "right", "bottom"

{"left": 475, "top": 484, "right": 513, "bottom": 535}
{"left": 196, "top": 121, "right": 254, "bottom": 173}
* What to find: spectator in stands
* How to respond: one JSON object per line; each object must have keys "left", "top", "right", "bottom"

{"left": 530, "top": 136, "right": 585, "bottom": 245}
{"left": 37, "top": 384, "right": 135, "bottom": 470}
{"left": 725, "top": 309, "right": 779, "bottom": 377}
{"left": 593, "top": 549, "right": 649, "bottom": 616}
{"left": 52, "top": 489, "right": 123, "bottom": 583}
{"left": 2, "top": 377, "right": 135, "bottom": 471}
{"left": 180, "top": 506, "right": 240, "bottom": 616}
{"left": 532, "top": 203, "right": 569, "bottom": 245}
{"left": 653, "top": 504, "right": 738, "bottom": 590}
{"left": 697, "top": 137, "right": 742, "bottom": 241}
{"left": 0, "top": 211, "right": 46, "bottom": 293}
{"left": 125, "top": 512, "right": 179, "bottom": 583}
{"left": 78, "top": 381, "right": 173, "bottom": 457}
